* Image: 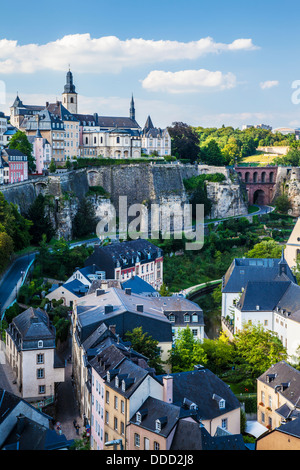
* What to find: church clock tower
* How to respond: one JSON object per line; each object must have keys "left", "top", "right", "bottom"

{"left": 62, "top": 69, "right": 78, "bottom": 114}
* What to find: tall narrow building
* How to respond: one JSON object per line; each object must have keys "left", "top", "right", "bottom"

{"left": 62, "top": 69, "right": 78, "bottom": 114}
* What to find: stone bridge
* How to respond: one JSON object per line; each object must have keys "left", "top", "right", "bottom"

{"left": 235, "top": 166, "right": 278, "bottom": 205}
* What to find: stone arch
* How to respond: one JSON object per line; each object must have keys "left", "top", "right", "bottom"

{"left": 35, "top": 181, "right": 48, "bottom": 195}
{"left": 87, "top": 169, "right": 100, "bottom": 186}
{"left": 253, "top": 189, "right": 265, "bottom": 205}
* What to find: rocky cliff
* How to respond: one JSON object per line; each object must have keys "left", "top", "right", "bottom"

{"left": 0, "top": 163, "right": 248, "bottom": 239}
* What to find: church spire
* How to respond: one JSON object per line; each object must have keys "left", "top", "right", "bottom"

{"left": 130, "top": 94, "right": 135, "bottom": 121}
{"left": 64, "top": 69, "right": 76, "bottom": 94}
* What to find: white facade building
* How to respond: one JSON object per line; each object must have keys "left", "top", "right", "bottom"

{"left": 5, "top": 307, "right": 65, "bottom": 402}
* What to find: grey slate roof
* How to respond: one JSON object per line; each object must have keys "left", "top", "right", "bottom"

{"left": 62, "top": 279, "right": 89, "bottom": 296}
{"left": 222, "top": 257, "right": 296, "bottom": 293}
{"left": 11, "top": 307, "right": 55, "bottom": 347}
{"left": 97, "top": 116, "right": 140, "bottom": 129}
{"left": 1, "top": 415, "right": 73, "bottom": 450}
{"left": 0, "top": 388, "right": 52, "bottom": 427}
{"left": 156, "top": 367, "right": 241, "bottom": 421}
{"left": 258, "top": 361, "right": 300, "bottom": 408}
{"left": 121, "top": 276, "right": 158, "bottom": 296}
{"left": 170, "top": 419, "right": 246, "bottom": 450}
{"left": 129, "top": 396, "right": 182, "bottom": 437}
{"left": 275, "top": 415, "right": 300, "bottom": 439}
{"left": 237, "top": 281, "right": 291, "bottom": 312}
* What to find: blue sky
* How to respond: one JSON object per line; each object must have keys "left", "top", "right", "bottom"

{"left": 1, "top": 0, "right": 300, "bottom": 129}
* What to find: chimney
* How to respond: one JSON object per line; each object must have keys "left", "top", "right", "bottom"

{"left": 109, "top": 324, "right": 116, "bottom": 335}
{"left": 16, "top": 415, "right": 26, "bottom": 436}
{"left": 125, "top": 288, "right": 131, "bottom": 295}
{"left": 96, "top": 289, "right": 105, "bottom": 296}
{"left": 105, "top": 305, "right": 114, "bottom": 314}
{"left": 163, "top": 375, "right": 173, "bottom": 403}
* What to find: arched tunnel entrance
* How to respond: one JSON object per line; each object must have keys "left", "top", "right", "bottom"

{"left": 253, "top": 189, "right": 265, "bottom": 205}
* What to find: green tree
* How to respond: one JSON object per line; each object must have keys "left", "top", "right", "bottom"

{"left": 9, "top": 130, "right": 36, "bottom": 172}
{"left": 246, "top": 239, "right": 282, "bottom": 258}
{"left": 26, "top": 194, "right": 54, "bottom": 245}
{"left": 49, "top": 159, "right": 56, "bottom": 173}
{"left": 201, "top": 331, "right": 235, "bottom": 375}
{"left": 168, "top": 326, "right": 207, "bottom": 373}
{"left": 167, "top": 122, "right": 200, "bottom": 163}
{"left": 72, "top": 198, "right": 97, "bottom": 239}
{"left": 274, "top": 194, "right": 292, "bottom": 214}
{"left": 159, "top": 282, "right": 169, "bottom": 296}
{"left": 0, "top": 231, "right": 14, "bottom": 272}
{"left": 234, "top": 323, "right": 287, "bottom": 378}
{"left": 124, "top": 326, "right": 164, "bottom": 374}
{"left": 201, "top": 139, "right": 227, "bottom": 166}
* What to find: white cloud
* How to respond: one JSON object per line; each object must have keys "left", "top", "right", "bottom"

{"left": 0, "top": 34, "right": 259, "bottom": 75}
{"left": 141, "top": 69, "right": 237, "bottom": 93}
{"left": 260, "top": 80, "right": 279, "bottom": 90}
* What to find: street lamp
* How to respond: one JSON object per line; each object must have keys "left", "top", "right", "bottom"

{"left": 104, "top": 439, "right": 124, "bottom": 450}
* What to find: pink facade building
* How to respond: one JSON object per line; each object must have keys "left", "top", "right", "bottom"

{"left": 1, "top": 149, "right": 28, "bottom": 183}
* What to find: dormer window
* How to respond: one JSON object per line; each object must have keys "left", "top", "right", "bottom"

{"left": 184, "top": 314, "right": 190, "bottom": 323}
{"left": 136, "top": 412, "right": 141, "bottom": 424}
{"left": 122, "top": 380, "right": 126, "bottom": 392}
{"left": 219, "top": 399, "right": 225, "bottom": 409}
{"left": 107, "top": 372, "right": 111, "bottom": 382}
{"left": 155, "top": 420, "right": 161, "bottom": 432}
{"left": 169, "top": 314, "right": 175, "bottom": 322}
{"left": 38, "top": 340, "right": 43, "bottom": 348}
{"left": 190, "top": 403, "right": 198, "bottom": 411}
{"left": 192, "top": 314, "right": 198, "bottom": 322}
{"left": 115, "top": 377, "right": 119, "bottom": 388}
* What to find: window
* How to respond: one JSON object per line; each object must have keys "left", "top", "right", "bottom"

{"left": 38, "top": 340, "right": 43, "bottom": 348}
{"left": 114, "top": 396, "right": 118, "bottom": 410}
{"left": 155, "top": 420, "right": 161, "bottom": 432}
{"left": 105, "top": 411, "right": 109, "bottom": 425}
{"left": 192, "top": 329, "right": 198, "bottom": 337}
{"left": 136, "top": 412, "right": 141, "bottom": 424}
{"left": 39, "top": 385, "right": 45, "bottom": 394}
{"left": 261, "top": 391, "right": 265, "bottom": 405}
{"left": 37, "top": 368, "right": 44, "bottom": 379}
{"left": 143, "top": 437, "right": 151, "bottom": 452}
{"left": 154, "top": 441, "right": 160, "bottom": 450}
{"left": 221, "top": 418, "right": 228, "bottom": 430}
{"left": 114, "top": 417, "right": 118, "bottom": 430}
{"left": 219, "top": 399, "right": 225, "bottom": 409}
{"left": 121, "top": 422, "right": 125, "bottom": 435}
{"left": 184, "top": 314, "right": 190, "bottom": 323}
{"left": 134, "top": 433, "right": 140, "bottom": 447}
{"left": 268, "top": 396, "right": 272, "bottom": 410}
{"left": 121, "top": 400, "right": 125, "bottom": 414}
{"left": 169, "top": 314, "right": 175, "bottom": 322}
{"left": 37, "top": 354, "right": 44, "bottom": 364}
{"left": 192, "top": 314, "right": 198, "bottom": 322}
{"left": 106, "top": 391, "right": 109, "bottom": 404}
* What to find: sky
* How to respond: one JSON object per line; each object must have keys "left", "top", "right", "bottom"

{"left": 1, "top": 0, "right": 300, "bottom": 130}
